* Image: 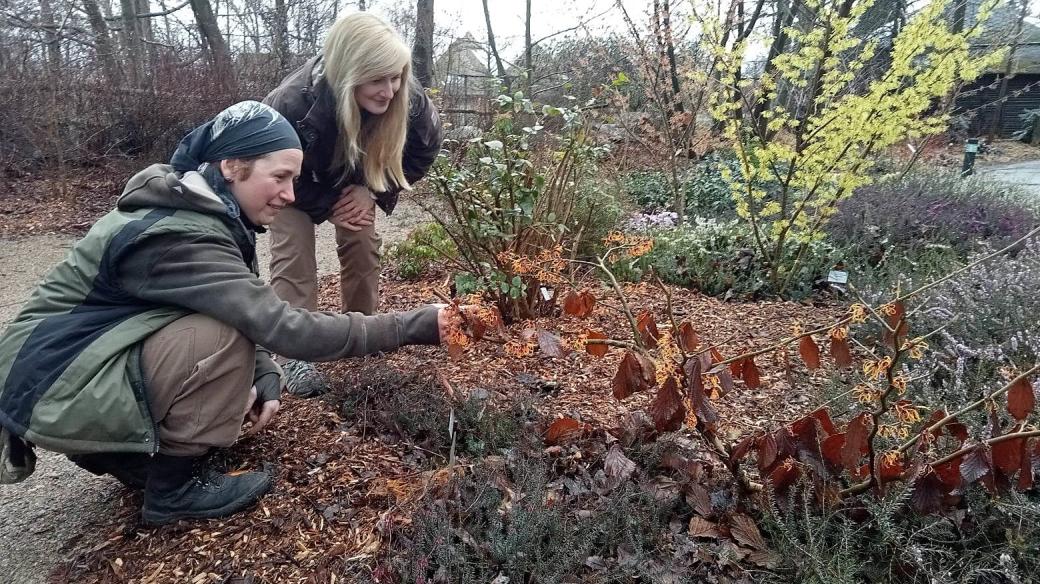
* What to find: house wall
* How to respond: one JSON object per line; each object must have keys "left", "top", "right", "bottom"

{"left": 956, "top": 72, "right": 1040, "bottom": 137}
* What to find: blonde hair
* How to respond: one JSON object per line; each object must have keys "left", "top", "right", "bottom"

{"left": 323, "top": 12, "right": 412, "bottom": 193}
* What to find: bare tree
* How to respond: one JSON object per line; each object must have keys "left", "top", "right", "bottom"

{"left": 38, "top": 0, "right": 61, "bottom": 72}
{"left": 189, "top": 0, "right": 232, "bottom": 75}
{"left": 481, "top": 0, "right": 507, "bottom": 85}
{"left": 412, "top": 0, "right": 434, "bottom": 87}
{"left": 82, "top": 0, "right": 120, "bottom": 82}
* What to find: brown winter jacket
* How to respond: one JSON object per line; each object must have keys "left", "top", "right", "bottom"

{"left": 263, "top": 56, "right": 443, "bottom": 222}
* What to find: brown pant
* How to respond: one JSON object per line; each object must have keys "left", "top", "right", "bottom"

{"left": 141, "top": 314, "right": 255, "bottom": 456}
{"left": 268, "top": 206, "right": 381, "bottom": 315}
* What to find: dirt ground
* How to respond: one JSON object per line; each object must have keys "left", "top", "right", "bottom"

{"left": 0, "top": 198, "right": 431, "bottom": 584}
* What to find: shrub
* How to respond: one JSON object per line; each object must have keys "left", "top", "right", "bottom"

{"left": 621, "top": 152, "right": 738, "bottom": 220}
{"left": 902, "top": 239, "right": 1040, "bottom": 410}
{"left": 829, "top": 169, "right": 1040, "bottom": 260}
{"left": 425, "top": 93, "right": 607, "bottom": 321}
{"left": 385, "top": 222, "right": 456, "bottom": 280}
{"left": 619, "top": 218, "right": 845, "bottom": 299}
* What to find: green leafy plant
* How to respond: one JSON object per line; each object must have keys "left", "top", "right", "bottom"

{"left": 424, "top": 93, "right": 607, "bottom": 321}
{"left": 385, "top": 222, "right": 457, "bottom": 280}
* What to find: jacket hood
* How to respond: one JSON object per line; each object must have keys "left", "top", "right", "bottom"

{"left": 117, "top": 163, "right": 230, "bottom": 217}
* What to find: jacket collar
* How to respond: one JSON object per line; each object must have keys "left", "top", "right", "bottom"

{"left": 300, "top": 56, "right": 338, "bottom": 137}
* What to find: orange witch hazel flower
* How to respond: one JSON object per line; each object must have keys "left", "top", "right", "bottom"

{"left": 849, "top": 303, "right": 868, "bottom": 324}
{"left": 901, "top": 337, "right": 928, "bottom": 360}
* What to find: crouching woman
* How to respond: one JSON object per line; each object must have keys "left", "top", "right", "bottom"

{"left": 0, "top": 101, "right": 452, "bottom": 526}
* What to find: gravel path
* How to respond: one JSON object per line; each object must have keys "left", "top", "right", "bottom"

{"left": 0, "top": 199, "right": 429, "bottom": 583}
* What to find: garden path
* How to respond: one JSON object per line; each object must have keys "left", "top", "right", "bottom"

{"left": 978, "top": 159, "right": 1040, "bottom": 196}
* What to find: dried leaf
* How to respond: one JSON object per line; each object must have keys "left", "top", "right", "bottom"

{"left": 678, "top": 322, "right": 701, "bottom": 352}
{"left": 992, "top": 436, "right": 1025, "bottom": 476}
{"left": 768, "top": 461, "right": 801, "bottom": 495}
{"left": 1018, "top": 439, "right": 1034, "bottom": 491}
{"left": 799, "top": 335, "right": 821, "bottom": 370}
{"left": 933, "top": 457, "right": 962, "bottom": 489}
{"left": 830, "top": 336, "right": 853, "bottom": 368}
{"left": 563, "top": 289, "right": 596, "bottom": 317}
{"left": 636, "top": 311, "right": 660, "bottom": 347}
{"left": 841, "top": 413, "right": 872, "bottom": 472}
{"left": 688, "top": 516, "right": 721, "bottom": 539}
{"left": 710, "top": 347, "right": 725, "bottom": 365}
{"left": 911, "top": 471, "right": 943, "bottom": 514}
{"left": 821, "top": 433, "right": 846, "bottom": 469}
{"left": 649, "top": 377, "right": 685, "bottom": 433}
{"left": 612, "top": 351, "right": 656, "bottom": 400}
{"left": 758, "top": 434, "right": 779, "bottom": 472}
{"left": 537, "top": 330, "right": 571, "bottom": 359}
{"left": 604, "top": 444, "right": 636, "bottom": 484}
{"left": 810, "top": 408, "right": 838, "bottom": 436}
{"left": 876, "top": 454, "right": 904, "bottom": 483}
{"left": 584, "top": 330, "right": 609, "bottom": 358}
{"left": 1008, "top": 377, "right": 1035, "bottom": 422}
{"left": 545, "top": 417, "right": 584, "bottom": 445}
{"left": 883, "top": 300, "right": 909, "bottom": 349}
{"left": 685, "top": 483, "right": 714, "bottom": 517}
{"left": 730, "top": 514, "right": 767, "bottom": 550}
{"left": 741, "top": 357, "right": 761, "bottom": 389}
{"left": 960, "top": 445, "right": 993, "bottom": 485}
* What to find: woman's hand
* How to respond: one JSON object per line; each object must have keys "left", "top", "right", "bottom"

{"left": 329, "top": 184, "right": 377, "bottom": 231}
{"left": 242, "top": 385, "right": 281, "bottom": 437}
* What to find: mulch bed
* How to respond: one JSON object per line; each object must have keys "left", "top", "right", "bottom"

{"left": 51, "top": 275, "right": 849, "bottom": 584}
{"left": 0, "top": 168, "right": 129, "bottom": 239}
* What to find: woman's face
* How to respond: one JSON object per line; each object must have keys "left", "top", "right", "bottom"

{"left": 224, "top": 148, "right": 303, "bottom": 226}
{"left": 354, "top": 71, "right": 403, "bottom": 115}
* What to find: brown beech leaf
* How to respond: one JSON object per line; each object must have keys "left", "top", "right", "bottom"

{"left": 685, "top": 483, "right": 714, "bottom": 517}
{"left": 841, "top": 413, "right": 872, "bottom": 472}
{"left": 821, "top": 433, "right": 846, "bottom": 469}
{"left": 636, "top": 311, "right": 660, "bottom": 347}
{"left": 1018, "top": 440, "right": 1034, "bottom": 491}
{"left": 678, "top": 322, "right": 701, "bottom": 352}
{"left": 911, "top": 471, "right": 943, "bottom": 514}
{"left": 925, "top": 409, "right": 969, "bottom": 444}
{"left": 584, "top": 330, "right": 609, "bottom": 358}
{"left": 933, "top": 457, "right": 962, "bottom": 489}
{"left": 883, "top": 300, "right": 909, "bottom": 349}
{"left": 563, "top": 289, "right": 596, "bottom": 317}
{"left": 730, "top": 514, "right": 768, "bottom": 550}
{"left": 960, "top": 445, "right": 993, "bottom": 485}
{"left": 758, "top": 433, "right": 779, "bottom": 472}
{"left": 537, "top": 330, "right": 571, "bottom": 359}
{"left": 799, "top": 335, "right": 821, "bottom": 370}
{"left": 877, "top": 454, "right": 904, "bottom": 483}
{"left": 830, "top": 336, "right": 853, "bottom": 368}
{"left": 992, "top": 437, "right": 1025, "bottom": 476}
{"left": 650, "top": 377, "right": 685, "bottom": 433}
{"left": 545, "top": 417, "right": 584, "bottom": 445}
{"left": 689, "top": 516, "right": 721, "bottom": 539}
{"left": 729, "top": 358, "right": 743, "bottom": 380}
{"left": 708, "top": 364, "right": 735, "bottom": 395}
{"left": 810, "top": 408, "right": 839, "bottom": 436}
{"left": 769, "top": 461, "right": 801, "bottom": 495}
{"left": 1008, "top": 377, "right": 1036, "bottom": 422}
{"left": 741, "top": 357, "right": 761, "bottom": 389}
{"left": 710, "top": 347, "right": 725, "bottom": 365}
{"left": 730, "top": 434, "right": 756, "bottom": 465}
{"left": 604, "top": 443, "right": 636, "bottom": 485}
{"left": 612, "top": 351, "right": 656, "bottom": 400}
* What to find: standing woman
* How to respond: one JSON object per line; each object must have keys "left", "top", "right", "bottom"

{"left": 263, "top": 12, "right": 443, "bottom": 396}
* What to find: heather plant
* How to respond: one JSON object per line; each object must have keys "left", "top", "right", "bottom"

{"left": 897, "top": 239, "right": 1040, "bottom": 411}
{"left": 828, "top": 169, "right": 1040, "bottom": 261}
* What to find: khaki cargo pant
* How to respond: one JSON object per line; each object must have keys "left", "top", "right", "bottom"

{"left": 268, "top": 206, "right": 381, "bottom": 315}
{"left": 142, "top": 314, "right": 255, "bottom": 456}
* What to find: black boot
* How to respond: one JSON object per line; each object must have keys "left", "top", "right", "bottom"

{"left": 68, "top": 452, "right": 153, "bottom": 490}
{"left": 141, "top": 454, "right": 273, "bottom": 526}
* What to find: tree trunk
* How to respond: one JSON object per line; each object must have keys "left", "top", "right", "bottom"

{"left": 412, "top": 0, "right": 435, "bottom": 87}
{"left": 989, "top": 0, "right": 1029, "bottom": 140}
{"left": 189, "top": 0, "right": 233, "bottom": 79}
{"left": 481, "top": 0, "right": 508, "bottom": 88}
{"left": 660, "top": 0, "right": 683, "bottom": 112}
{"left": 82, "top": 0, "right": 121, "bottom": 83}
{"left": 524, "top": 0, "right": 532, "bottom": 94}
{"left": 38, "top": 0, "right": 61, "bottom": 73}
{"left": 752, "top": 0, "right": 795, "bottom": 138}
{"left": 119, "top": 0, "right": 142, "bottom": 84}
{"left": 272, "top": 0, "right": 289, "bottom": 75}
{"left": 136, "top": 0, "right": 157, "bottom": 69}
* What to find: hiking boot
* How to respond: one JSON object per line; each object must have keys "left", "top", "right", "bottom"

{"left": 282, "top": 360, "right": 330, "bottom": 397}
{"left": 141, "top": 454, "right": 273, "bottom": 526}
{"left": 68, "top": 452, "right": 152, "bottom": 490}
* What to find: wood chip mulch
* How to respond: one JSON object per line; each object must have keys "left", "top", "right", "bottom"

{"left": 51, "top": 275, "right": 849, "bottom": 584}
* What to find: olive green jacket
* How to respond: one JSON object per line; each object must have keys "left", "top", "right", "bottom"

{"left": 0, "top": 165, "right": 439, "bottom": 455}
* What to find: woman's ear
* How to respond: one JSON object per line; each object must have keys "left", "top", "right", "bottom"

{"left": 218, "top": 159, "right": 235, "bottom": 182}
